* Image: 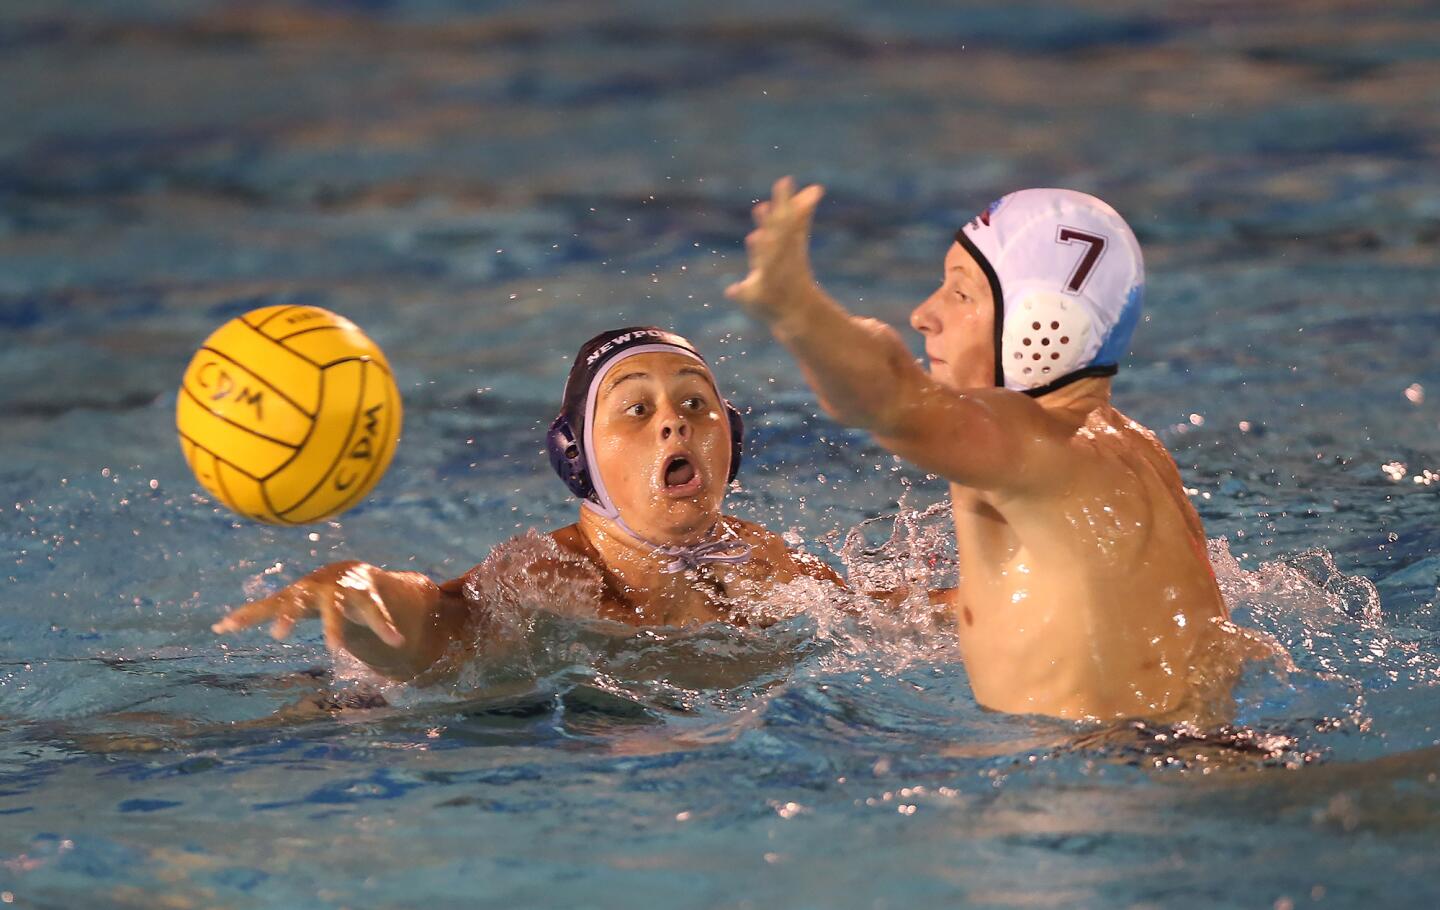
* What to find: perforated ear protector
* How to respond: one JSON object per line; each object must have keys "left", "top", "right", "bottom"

{"left": 547, "top": 403, "right": 743, "bottom": 504}
{"left": 999, "top": 281, "right": 1102, "bottom": 391}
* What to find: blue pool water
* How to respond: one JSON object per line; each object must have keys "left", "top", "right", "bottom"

{"left": 3, "top": 1, "right": 1440, "bottom": 907}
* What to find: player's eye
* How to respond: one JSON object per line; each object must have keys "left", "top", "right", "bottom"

{"left": 682, "top": 396, "right": 706, "bottom": 411}
{"left": 625, "top": 402, "right": 648, "bottom": 418}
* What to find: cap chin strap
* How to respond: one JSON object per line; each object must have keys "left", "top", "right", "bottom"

{"left": 643, "top": 521, "right": 754, "bottom": 574}
{"left": 587, "top": 511, "right": 753, "bottom": 574}
{"left": 580, "top": 343, "right": 753, "bottom": 573}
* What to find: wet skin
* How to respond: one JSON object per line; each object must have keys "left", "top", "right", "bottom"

{"left": 554, "top": 352, "right": 839, "bottom": 626}
{"left": 728, "top": 177, "right": 1262, "bottom": 721}
{"left": 212, "top": 352, "right": 839, "bottom": 682}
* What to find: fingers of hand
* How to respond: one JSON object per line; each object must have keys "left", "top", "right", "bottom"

{"left": 725, "top": 274, "right": 763, "bottom": 304}
{"left": 269, "top": 585, "right": 320, "bottom": 640}
{"left": 212, "top": 587, "right": 307, "bottom": 636}
{"left": 772, "top": 176, "right": 794, "bottom": 208}
{"left": 212, "top": 610, "right": 258, "bottom": 635}
{"left": 745, "top": 229, "right": 786, "bottom": 279}
{"left": 349, "top": 587, "right": 406, "bottom": 649}
{"left": 270, "top": 612, "right": 300, "bottom": 641}
{"left": 320, "top": 593, "right": 346, "bottom": 654}
{"left": 794, "top": 184, "right": 825, "bottom": 216}
{"left": 211, "top": 601, "right": 272, "bottom": 636}
{"left": 745, "top": 227, "right": 767, "bottom": 256}
{"left": 756, "top": 179, "right": 821, "bottom": 237}
{"left": 774, "top": 185, "right": 822, "bottom": 238}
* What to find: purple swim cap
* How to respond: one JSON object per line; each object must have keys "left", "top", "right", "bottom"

{"left": 546, "top": 327, "right": 744, "bottom": 514}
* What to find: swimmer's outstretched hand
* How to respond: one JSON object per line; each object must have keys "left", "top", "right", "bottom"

{"left": 726, "top": 176, "right": 826, "bottom": 331}
{"left": 212, "top": 561, "right": 405, "bottom": 651}
{"left": 213, "top": 562, "right": 472, "bottom": 682}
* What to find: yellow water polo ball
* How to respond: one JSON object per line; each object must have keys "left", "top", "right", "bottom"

{"left": 176, "top": 305, "right": 403, "bottom": 525}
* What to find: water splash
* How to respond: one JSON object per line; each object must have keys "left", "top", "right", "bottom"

{"left": 1210, "top": 538, "right": 1437, "bottom": 690}
{"left": 137, "top": 515, "right": 1440, "bottom": 778}
{"left": 1193, "top": 537, "right": 1440, "bottom": 763}
{"left": 353, "top": 512, "right": 966, "bottom": 721}
{"left": 830, "top": 500, "right": 958, "bottom": 598}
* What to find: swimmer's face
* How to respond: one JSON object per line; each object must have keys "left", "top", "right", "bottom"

{"left": 909, "top": 243, "right": 996, "bottom": 390}
{"left": 590, "top": 352, "right": 732, "bottom": 544}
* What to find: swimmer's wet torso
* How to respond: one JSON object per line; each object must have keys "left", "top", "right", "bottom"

{"left": 945, "top": 390, "right": 1228, "bottom": 719}
{"left": 728, "top": 178, "right": 1252, "bottom": 721}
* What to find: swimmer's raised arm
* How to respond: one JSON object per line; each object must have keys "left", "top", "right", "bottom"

{"left": 213, "top": 562, "right": 476, "bottom": 682}
{"left": 726, "top": 177, "right": 1067, "bottom": 494}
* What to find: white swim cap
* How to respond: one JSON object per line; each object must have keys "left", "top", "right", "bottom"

{"left": 956, "top": 188, "right": 1144, "bottom": 395}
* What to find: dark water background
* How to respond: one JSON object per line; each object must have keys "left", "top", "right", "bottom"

{"left": 2, "top": 1, "right": 1439, "bottom": 907}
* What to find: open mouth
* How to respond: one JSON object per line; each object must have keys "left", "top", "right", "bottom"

{"left": 662, "top": 454, "right": 702, "bottom": 494}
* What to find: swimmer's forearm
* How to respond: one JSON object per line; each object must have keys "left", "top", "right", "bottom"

{"left": 768, "top": 283, "right": 926, "bottom": 432}
{"left": 344, "top": 573, "right": 476, "bottom": 682}
{"left": 764, "top": 286, "right": 1060, "bottom": 492}
{"left": 400, "top": 590, "right": 477, "bottom": 682}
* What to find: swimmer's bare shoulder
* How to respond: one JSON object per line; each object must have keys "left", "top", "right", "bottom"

{"left": 1058, "top": 404, "right": 1215, "bottom": 571}
{"left": 725, "top": 516, "right": 846, "bottom": 587}
{"left": 1110, "top": 407, "right": 1211, "bottom": 551}
{"left": 545, "top": 524, "right": 627, "bottom": 616}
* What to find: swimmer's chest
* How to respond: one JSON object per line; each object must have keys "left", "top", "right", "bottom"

{"left": 947, "top": 489, "right": 1125, "bottom": 711}
{"left": 946, "top": 469, "right": 1218, "bottom": 656}
{"left": 594, "top": 559, "right": 776, "bottom": 627}
{"left": 950, "top": 491, "right": 1078, "bottom": 613}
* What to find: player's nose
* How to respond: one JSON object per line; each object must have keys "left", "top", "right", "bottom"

{"left": 910, "top": 293, "right": 941, "bottom": 336}
{"left": 657, "top": 400, "right": 690, "bottom": 441}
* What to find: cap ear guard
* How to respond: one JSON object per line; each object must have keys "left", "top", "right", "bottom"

{"left": 723, "top": 401, "right": 744, "bottom": 484}
{"left": 546, "top": 414, "right": 594, "bottom": 500}
{"left": 1000, "top": 281, "right": 1103, "bottom": 392}
{"left": 546, "top": 401, "right": 746, "bottom": 503}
